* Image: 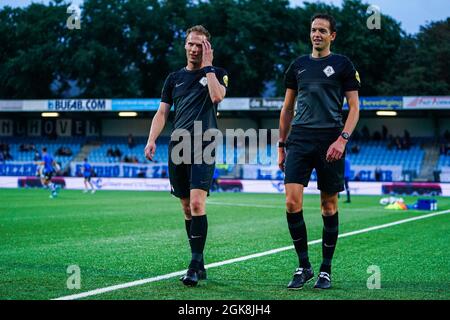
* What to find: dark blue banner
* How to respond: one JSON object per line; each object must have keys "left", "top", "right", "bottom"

{"left": 0, "top": 163, "right": 38, "bottom": 176}
{"left": 71, "top": 162, "right": 169, "bottom": 178}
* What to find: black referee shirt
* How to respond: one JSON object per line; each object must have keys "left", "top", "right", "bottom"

{"left": 285, "top": 53, "right": 360, "bottom": 129}
{"left": 161, "top": 67, "right": 228, "bottom": 134}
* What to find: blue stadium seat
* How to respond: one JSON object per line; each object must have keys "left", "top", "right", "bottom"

{"left": 437, "top": 154, "right": 450, "bottom": 170}
{"left": 345, "top": 141, "right": 424, "bottom": 174}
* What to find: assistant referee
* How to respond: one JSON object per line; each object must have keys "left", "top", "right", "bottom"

{"left": 278, "top": 13, "right": 360, "bottom": 290}
{"left": 145, "top": 25, "right": 228, "bottom": 287}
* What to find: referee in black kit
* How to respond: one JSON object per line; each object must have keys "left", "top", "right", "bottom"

{"left": 145, "top": 25, "right": 228, "bottom": 287}
{"left": 278, "top": 14, "right": 360, "bottom": 290}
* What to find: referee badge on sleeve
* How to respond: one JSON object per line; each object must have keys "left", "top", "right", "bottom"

{"left": 355, "top": 71, "right": 361, "bottom": 84}
{"left": 223, "top": 75, "right": 228, "bottom": 87}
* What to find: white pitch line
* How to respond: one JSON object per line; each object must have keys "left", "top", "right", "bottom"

{"left": 53, "top": 209, "right": 450, "bottom": 300}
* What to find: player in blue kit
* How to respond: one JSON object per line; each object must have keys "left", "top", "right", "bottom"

{"left": 39, "top": 147, "right": 60, "bottom": 199}
{"left": 82, "top": 158, "right": 96, "bottom": 194}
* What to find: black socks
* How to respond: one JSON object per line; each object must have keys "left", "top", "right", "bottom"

{"left": 185, "top": 219, "right": 192, "bottom": 241}
{"left": 320, "top": 212, "right": 339, "bottom": 274}
{"left": 287, "top": 210, "right": 339, "bottom": 274}
{"left": 286, "top": 211, "right": 311, "bottom": 269}
{"left": 188, "top": 215, "right": 208, "bottom": 271}
{"left": 184, "top": 219, "right": 205, "bottom": 270}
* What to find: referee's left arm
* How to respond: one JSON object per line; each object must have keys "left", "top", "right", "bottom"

{"left": 202, "top": 40, "right": 226, "bottom": 103}
{"left": 326, "top": 90, "right": 360, "bottom": 162}
{"left": 205, "top": 72, "right": 226, "bottom": 104}
{"left": 342, "top": 90, "right": 360, "bottom": 138}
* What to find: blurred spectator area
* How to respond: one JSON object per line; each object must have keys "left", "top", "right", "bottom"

{"left": 2, "top": 133, "right": 449, "bottom": 179}
{"left": 0, "top": 137, "right": 83, "bottom": 169}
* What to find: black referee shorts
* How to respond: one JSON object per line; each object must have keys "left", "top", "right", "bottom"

{"left": 284, "top": 126, "right": 345, "bottom": 194}
{"left": 168, "top": 141, "right": 215, "bottom": 199}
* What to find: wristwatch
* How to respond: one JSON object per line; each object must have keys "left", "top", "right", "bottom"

{"left": 341, "top": 132, "right": 350, "bottom": 140}
{"left": 277, "top": 141, "right": 286, "bottom": 148}
{"left": 203, "top": 66, "right": 215, "bottom": 74}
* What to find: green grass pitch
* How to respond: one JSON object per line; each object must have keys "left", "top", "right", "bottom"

{"left": 0, "top": 188, "right": 449, "bottom": 300}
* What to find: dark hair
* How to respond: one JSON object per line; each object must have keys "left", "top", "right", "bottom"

{"left": 84, "top": 158, "right": 88, "bottom": 162}
{"left": 42, "top": 147, "right": 47, "bottom": 152}
{"left": 186, "top": 25, "right": 211, "bottom": 41}
{"left": 311, "top": 13, "right": 337, "bottom": 33}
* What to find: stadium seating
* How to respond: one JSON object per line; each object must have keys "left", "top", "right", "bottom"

{"left": 226, "top": 140, "right": 424, "bottom": 174}
{"left": 0, "top": 136, "right": 428, "bottom": 177}
{"left": 87, "top": 137, "right": 256, "bottom": 165}
{"left": 346, "top": 141, "right": 424, "bottom": 174}
{"left": 1, "top": 137, "right": 84, "bottom": 169}
{"left": 437, "top": 154, "right": 450, "bottom": 169}
{"left": 87, "top": 136, "right": 170, "bottom": 164}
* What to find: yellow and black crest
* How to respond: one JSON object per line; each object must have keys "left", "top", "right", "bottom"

{"left": 223, "top": 75, "right": 229, "bottom": 87}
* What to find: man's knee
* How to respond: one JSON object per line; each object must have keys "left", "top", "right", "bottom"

{"left": 190, "top": 199, "right": 205, "bottom": 215}
{"left": 321, "top": 198, "right": 338, "bottom": 216}
{"left": 285, "top": 184, "right": 304, "bottom": 213}
{"left": 189, "top": 189, "right": 207, "bottom": 215}
{"left": 286, "top": 197, "right": 302, "bottom": 213}
{"left": 180, "top": 199, "right": 192, "bottom": 219}
{"left": 183, "top": 208, "right": 192, "bottom": 220}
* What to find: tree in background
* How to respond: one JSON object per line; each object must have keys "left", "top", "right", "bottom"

{"left": 177, "top": 0, "right": 301, "bottom": 97}
{"left": 0, "top": 1, "right": 69, "bottom": 98}
{"left": 0, "top": 0, "right": 447, "bottom": 99}
{"left": 379, "top": 18, "right": 450, "bottom": 95}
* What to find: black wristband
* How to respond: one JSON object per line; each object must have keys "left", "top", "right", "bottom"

{"left": 277, "top": 141, "right": 286, "bottom": 148}
{"left": 203, "top": 66, "right": 215, "bottom": 74}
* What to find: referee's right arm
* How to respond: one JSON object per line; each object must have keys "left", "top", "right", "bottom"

{"left": 278, "top": 88, "right": 297, "bottom": 171}
{"left": 145, "top": 102, "right": 171, "bottom": 161}
{"left": 279, "top": 88, "right": 296, "bottom": 143}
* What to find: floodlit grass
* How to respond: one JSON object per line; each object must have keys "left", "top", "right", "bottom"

{"left": 0, "top": 189, "right": 448, "bottom": 300}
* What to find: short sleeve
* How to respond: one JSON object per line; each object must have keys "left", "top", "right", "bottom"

{"left": 342, "top": 58, "right": 361, "bottom": 92}
{"left": 161, "top": 73, "right": 174, "bottom": 105}
{"left": 217, "top": 68, "right": 229, "bottom": 89}
{"left": 284, "top": 61, "right": 298, "bottom": 90}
